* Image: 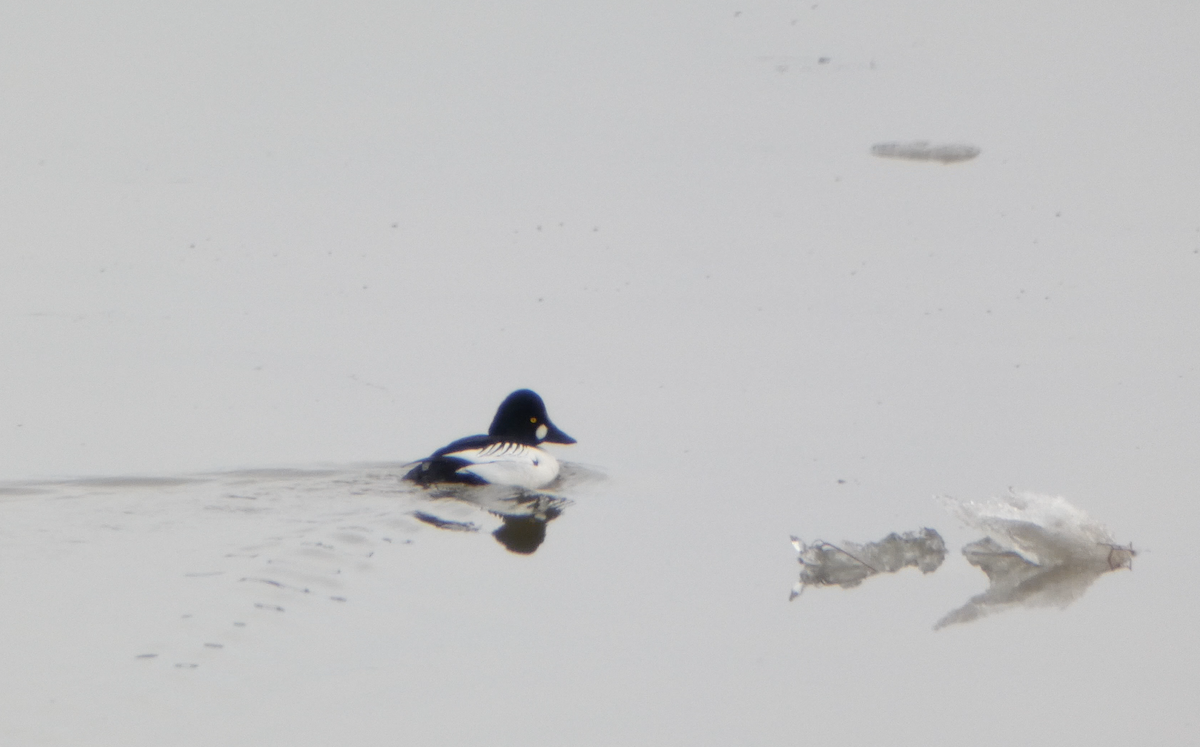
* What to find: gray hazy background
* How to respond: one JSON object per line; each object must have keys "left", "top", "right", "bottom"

{"left": 2, "top": 1, "right": 1198, "bottom": 744}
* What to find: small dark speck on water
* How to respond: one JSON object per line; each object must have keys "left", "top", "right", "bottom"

{"left": 204, "top": 643, "right": 223, "bottom": 649}
{"left": 837, "top": 479, "right": 846, "bottom": 484}
{"left": 135, "top": 654, "right": 158, "bottom": 659}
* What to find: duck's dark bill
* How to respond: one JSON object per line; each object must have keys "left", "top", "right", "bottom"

{"left": 544, "top": 422, "right": 576, "bottom": 444}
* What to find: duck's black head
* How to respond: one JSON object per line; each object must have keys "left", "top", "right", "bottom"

{"left": 488, "top": 389, "right": 576, "bottom": 446}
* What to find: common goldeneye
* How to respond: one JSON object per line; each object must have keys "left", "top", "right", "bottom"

{"left": 403, "top": 389, "right": 576, "bottom": 490}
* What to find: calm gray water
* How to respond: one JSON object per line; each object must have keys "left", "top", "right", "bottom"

{"left": 2, "top": 2, "right": 1198, "bottom": 744}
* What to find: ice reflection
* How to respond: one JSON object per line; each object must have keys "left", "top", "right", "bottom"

{"left": 789, "top": 528, "right": 947, "bottom": 598}
{"left": 935, "top": 492, "right": 1136, "bottom": 629}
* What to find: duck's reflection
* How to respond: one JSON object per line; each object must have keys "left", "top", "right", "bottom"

{"left": 408, "top": 463, "right": 600, "bottom": 554}
{"left": 493, "top": 511, "right": 560, "bottom": 555}
{"left": 412, "top": 485, "right": 569, "bottom": 554}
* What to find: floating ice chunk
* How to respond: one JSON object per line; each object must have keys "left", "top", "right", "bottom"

{"left": 870, "top": 141, "right": 981, "bottom": 163}
{"left": 940, "top": 491, "right": 1124, "bottom": 566}
{"left": 789, "top": 528, "right": 946, "bottom": 599}
{"left": 936, "top": 491, "right": 1135, "bottom": 629}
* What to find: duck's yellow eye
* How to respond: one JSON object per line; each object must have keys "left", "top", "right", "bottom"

{"left": 530, "top": 417, "right": 538, "bottom": 423}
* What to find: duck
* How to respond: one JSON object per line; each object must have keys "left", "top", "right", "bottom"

{"left": 403, "top": 389, "right": 576, "bottom": 490}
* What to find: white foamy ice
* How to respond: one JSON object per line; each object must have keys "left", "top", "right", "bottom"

{"left": 936, "top": 491, "right": 1134, "bottom": 629}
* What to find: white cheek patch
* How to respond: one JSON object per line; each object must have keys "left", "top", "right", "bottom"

{"left": 536, "top": 424, "right": 548, "bottom": 440}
